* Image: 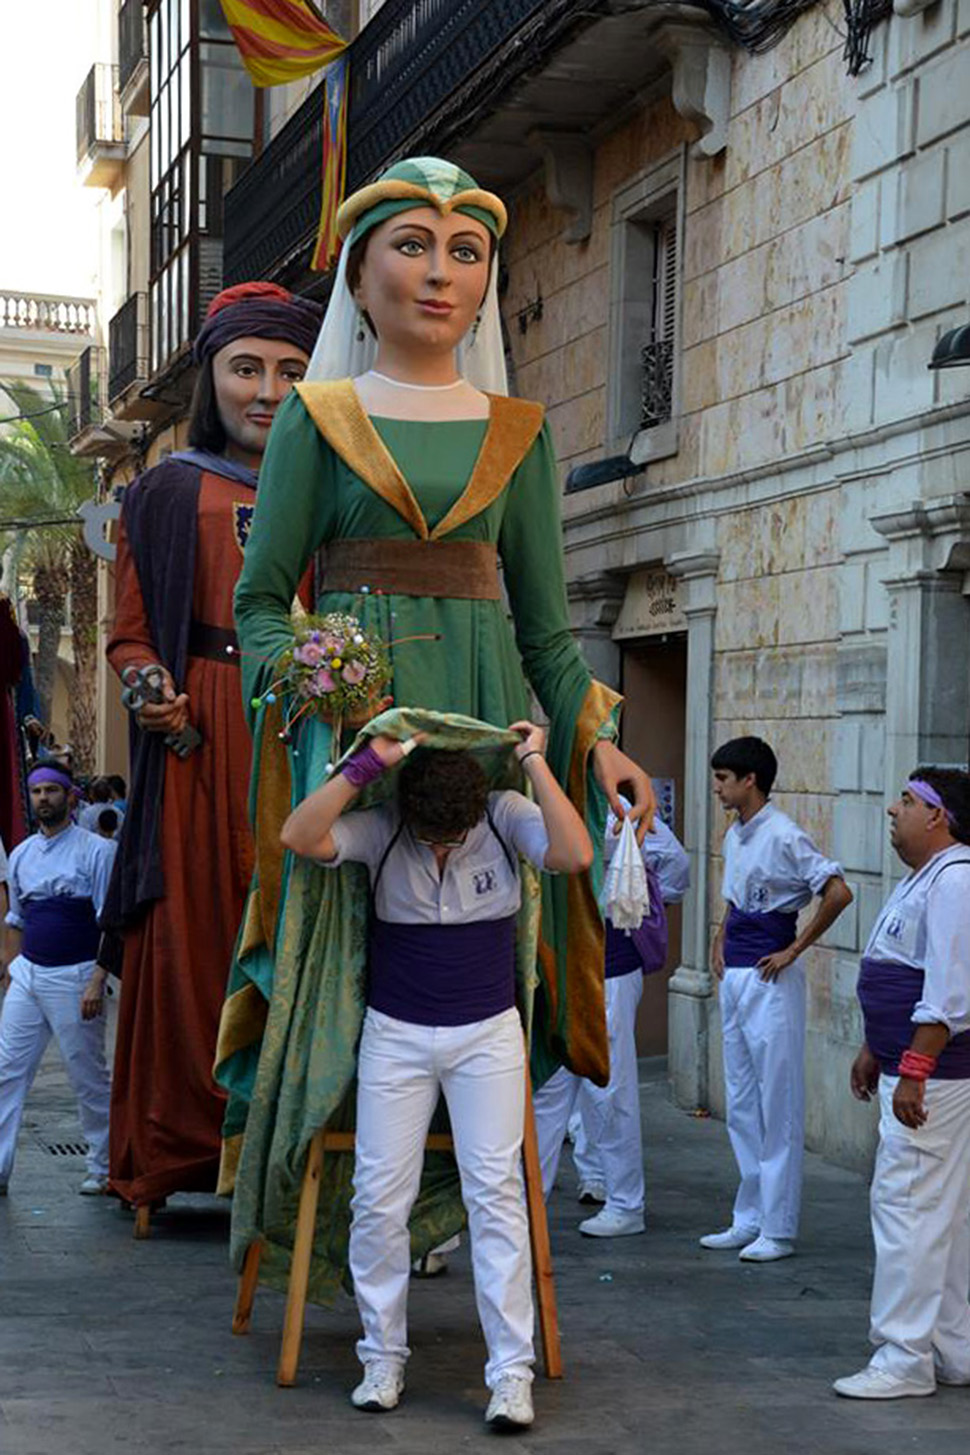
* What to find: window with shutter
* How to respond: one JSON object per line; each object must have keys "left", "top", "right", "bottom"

{"left": 640, "top": 214, "right": 677, "bottom": 430}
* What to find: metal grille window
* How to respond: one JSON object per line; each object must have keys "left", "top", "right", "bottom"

{"left": 148, "top": 0, "right": 256, "bottom": 374}
{"left": 607, "top": 153, "right": 683, "bottom": 464}
{"left": 640, "top": 217, "right": 677, "bottom": 430}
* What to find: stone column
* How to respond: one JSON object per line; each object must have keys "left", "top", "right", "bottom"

{"left": 665, "top": 549, "right": 719, "bottom": 1108}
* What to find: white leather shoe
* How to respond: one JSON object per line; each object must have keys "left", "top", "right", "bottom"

{"left": 739, "top": 1234, "right": 794, "bottom": 1262}
{"left": 579, "top": 1207, "right": 645, "bottom": 1238}
{"left": 78, "top": 1174, "right": 109, "bottom": 1196}
{"left": 699, "top": 1225, "right": 758, "bottom": 1250}
{"left": 833, "top": 1366, "right": 935, "bottom": 1400}
{"left": 485, "top": 1372, "right": 534, "bottom": 1429}
{"left": 350, "top": 1360, "right": 405, "bottom": 1412}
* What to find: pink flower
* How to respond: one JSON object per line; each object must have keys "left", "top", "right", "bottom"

{"left": 309, "top": 668, "right": 336, "bottom": 695}
{"left": 321, "top": 633, "right": 343, "bottom": 655}
{"left": 342, "top": 660, "right": 367, "bottom": 685}
{"left": 294, "top": 641, "right": 324, "bottom": 667}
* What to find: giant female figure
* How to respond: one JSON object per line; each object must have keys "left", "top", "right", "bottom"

{"left": 216, "top": 158, "right": 653, "bottom": 1303}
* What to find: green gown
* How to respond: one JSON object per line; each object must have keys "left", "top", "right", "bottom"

{"left": 216, "top": 381, "right": 620, "bottom": 1301}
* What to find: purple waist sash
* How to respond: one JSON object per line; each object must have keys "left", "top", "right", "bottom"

{"left": 605, "top": 922, "right": 643, "bottom": 978}
{"left": 368, "top": 915, "right": 516, "bottom": 1027}
{"left": 21, "top": 896, "right": 100, "bottom": 967}
{"left": 857, "top": 956, "right": 970, "bottom": 1079}
{"left": 723, "top": 904, "right": 797, "bottom": 968}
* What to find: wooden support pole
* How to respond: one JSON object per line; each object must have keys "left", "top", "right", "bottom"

{"left": 276, "top": 1128, "right": 325, "bottom": 1388}
{"left": 133, "top": 1205, "right": 151, "bottom": 1240}
{"left": 522, "top": 1069, "right": 563, "bottom": 1379}
{"left": 233, "top": 1239, "right": 262, "bottom": 1335}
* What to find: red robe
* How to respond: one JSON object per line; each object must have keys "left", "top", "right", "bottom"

{"left": 107, "top": 469, "right": 257, "bottom": 1204}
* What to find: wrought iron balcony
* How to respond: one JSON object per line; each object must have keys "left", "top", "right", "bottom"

{"left": 66, "top": 346, "right": 107, "bottom": 439}
{"left": 640, "top": 339, "right": 674, "bottom": 431}
{"left": 223, "top": 0, "right": 573, "bottom": 285}
{"left": 76, "top": 63, "right": 125, "bottom": 187}
{"left": 108, "top": 293, "right": 149, "bottom": 405}
{"left": 118, "top": 0, "right": 150, "bottom": 113}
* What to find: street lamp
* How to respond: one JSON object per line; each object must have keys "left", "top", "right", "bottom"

{"left": 927, "top": 325, "right": 970, "bottom": 370}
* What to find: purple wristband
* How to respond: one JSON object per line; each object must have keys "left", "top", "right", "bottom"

{"left": 340, "top": 743, "right": 387, "bottom": 788}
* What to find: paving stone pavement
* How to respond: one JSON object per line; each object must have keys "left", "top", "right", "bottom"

{"left": 2, "top": 1012, "right": 969, "bottom": 1455}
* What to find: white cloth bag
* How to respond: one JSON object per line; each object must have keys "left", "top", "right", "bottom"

{"left": 599, "top": 815, "right": 650, "bottom": 931}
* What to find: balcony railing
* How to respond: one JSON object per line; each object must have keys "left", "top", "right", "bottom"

{"left": 77, "top": 63, "right": 123, "bottom": 164}
{"left": 0, "top": 290, "right": 96, "bottom": 336}
{"left": 640, "top": 339, "right": 674, "bottom": 430}
{"left": 119, "top": 0, "right": 148, "bottom": 96}
{"left": 224, "top": 0, "right": 553, "bottom": 284}
{"left": 108, "top": 292, "right": 149, "bottom": 402}
{"left": 66, "top": 346, "right": 107, "bottom": 437}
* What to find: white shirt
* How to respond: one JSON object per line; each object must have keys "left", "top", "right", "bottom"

{"left": 604, "top": 807, "right": 690, "bottom": 904}
{"left": 5, "top": 825, "right": 118, "bottom": 929}
{"left": 78, "top": 801, "right": 125, "bottom": 834}
{"left": 327, "top": 789, "right": 549, "bottom": 925}
{"left": 863, "top": 843, "right": 970, "bottom": 1035}
{"left": 721, "top": 802, "right": 842, "bottom": 914}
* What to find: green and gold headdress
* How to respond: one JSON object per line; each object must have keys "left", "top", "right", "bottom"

{"left": 337, "top": 156, "right": 507, "bottom": 245}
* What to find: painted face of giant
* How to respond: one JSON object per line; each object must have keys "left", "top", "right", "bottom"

{"left": 211, "top": 336, "right": 310, "bottom": 461}
{"left": 352, "top": 207, "right": 492, "bottom": 356}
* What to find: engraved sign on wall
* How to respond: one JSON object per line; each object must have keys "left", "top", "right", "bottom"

{"left": 612, "top": 567, "right": 686, "bottom": 640}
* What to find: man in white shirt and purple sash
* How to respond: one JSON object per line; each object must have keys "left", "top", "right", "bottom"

{"left": 0, "top": 765, "right": 117, "bottom": 1196}
{"left": 834, "top": 766, "right": 970, "bottom": 1400}
{"left": 701, "top": 736, "right": 852, "bottom": 1262}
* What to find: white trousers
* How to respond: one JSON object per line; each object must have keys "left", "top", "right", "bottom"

{"left": 719, "top": 961, "right": 806, "bottom": 1240}
{"left": 868, "top": 1076, "right": 970, "bottom": 1385}
{"left": 0, "top": 954, "right": 110, "bottom": 1182}
{"left": 534, "top": 970, "right": 645, "bottom": 1215}
{"left": 349, "top": 1006, "right": 534, "bottom": 1389}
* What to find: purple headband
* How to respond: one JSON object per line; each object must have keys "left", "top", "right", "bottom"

{"left": 193, "top": 294, "right": 323, "bottom": 365}
{"left": 28, "top": 765, "right": 73, "bottom": 791}
{"left": 908, "top": 778, "right": 956, "bottom": 827}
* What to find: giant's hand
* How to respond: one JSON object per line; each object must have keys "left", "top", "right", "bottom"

{"left": 591, "top": 740, "right": 656, "bottom": 842}
{"left": 135, "top": 666, "right": 190, "bottom": 735}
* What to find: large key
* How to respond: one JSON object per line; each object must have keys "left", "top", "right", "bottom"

{"left": 120, "top": 664, "right": 202, "bottom": 759}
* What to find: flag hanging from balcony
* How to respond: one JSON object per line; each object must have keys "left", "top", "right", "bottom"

{"left": 311, "top": 54, "right": 349, "bottom": 272}
{"left": 218, "top": 1, "right": 347, "bottom": 87}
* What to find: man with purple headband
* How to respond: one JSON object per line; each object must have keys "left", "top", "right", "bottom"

{"left": 835, "top": 766, "right": 970, "bottom": 1400}
{"left": 0, "top": 765, "right": 116, "bottom": 1195}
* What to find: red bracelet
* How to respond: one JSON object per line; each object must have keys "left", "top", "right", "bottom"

{"left": 898, "top": 1048, "right": 937, "bottom": 1081}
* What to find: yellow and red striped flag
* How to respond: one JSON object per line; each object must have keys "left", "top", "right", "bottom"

{"left": 311, "top": 53, "right": 350, "bottom": 272}
{"left": 219, "top": 1, "right": 347, "bottom": 87}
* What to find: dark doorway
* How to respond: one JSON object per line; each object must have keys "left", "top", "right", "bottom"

{"left": 619, "top": 632, "right": 688, "bottom": 1055}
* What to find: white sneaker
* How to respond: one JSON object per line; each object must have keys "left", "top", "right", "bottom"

{"left": 485, "top": 1372, "right": 534, "bottom": 1429}
{"left": 739, "top": 1234, "right": 794, "bottom": 1262}
{"left": 350, "top": 1360, "right": 405, "bottom": 1412}
{"left": 579, "top": 1207, "right": 645, "bottom": 1238}
{"left": 78, "top": 1174, "right": 109, "bottom": 1196}
{"left": 833, "top": 1366, "right": 935, "bottom": 1400}
{"left": 577, "top": 1181, "right": 606, "bottom": 1205}
{"left": 699, "top": 1225, "right": 758, "bottom": 1250}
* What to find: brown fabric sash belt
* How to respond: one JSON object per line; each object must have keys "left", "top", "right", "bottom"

{"left": 188, "top": 621, "right": 240, "bottom": 662}
{"left": 322, "top": 538, "right": 501, "bottom": 600}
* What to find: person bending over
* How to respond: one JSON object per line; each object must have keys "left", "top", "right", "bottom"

{"left": 281, "top": 721, "right": 592, "bottom": 1431}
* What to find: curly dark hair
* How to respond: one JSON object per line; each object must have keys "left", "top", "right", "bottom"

{"left": 911, "top": 766, "right": 970, "bottom": 845}
{"left": 398, "top": 748, "right": 489, "bottom": 841}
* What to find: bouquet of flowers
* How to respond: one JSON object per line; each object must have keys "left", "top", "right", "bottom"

{"left": 251, "top": 612, "right": 391, "bottom": 743}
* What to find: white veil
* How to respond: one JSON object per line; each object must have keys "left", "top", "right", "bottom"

{"left": 304, "top": 242, "right": 508, "bottom": 396}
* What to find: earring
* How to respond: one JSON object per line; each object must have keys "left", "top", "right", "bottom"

{"left": 356, "top": 310, "right": 366, "bottom": 343}
{"left": 471, "top": 311, "right": 482, "bottom": 344}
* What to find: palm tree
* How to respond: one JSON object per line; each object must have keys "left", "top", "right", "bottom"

{"left": 0, "top": 381, "right": 100, "bottom": 772}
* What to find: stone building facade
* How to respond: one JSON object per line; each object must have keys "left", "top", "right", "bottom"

{"left": 500, "top": 0, "right": 970, "bottom": 1169}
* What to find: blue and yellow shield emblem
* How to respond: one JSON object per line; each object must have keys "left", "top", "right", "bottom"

{"left": 234, "top": 502, "right": 255, "bottom": 554}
